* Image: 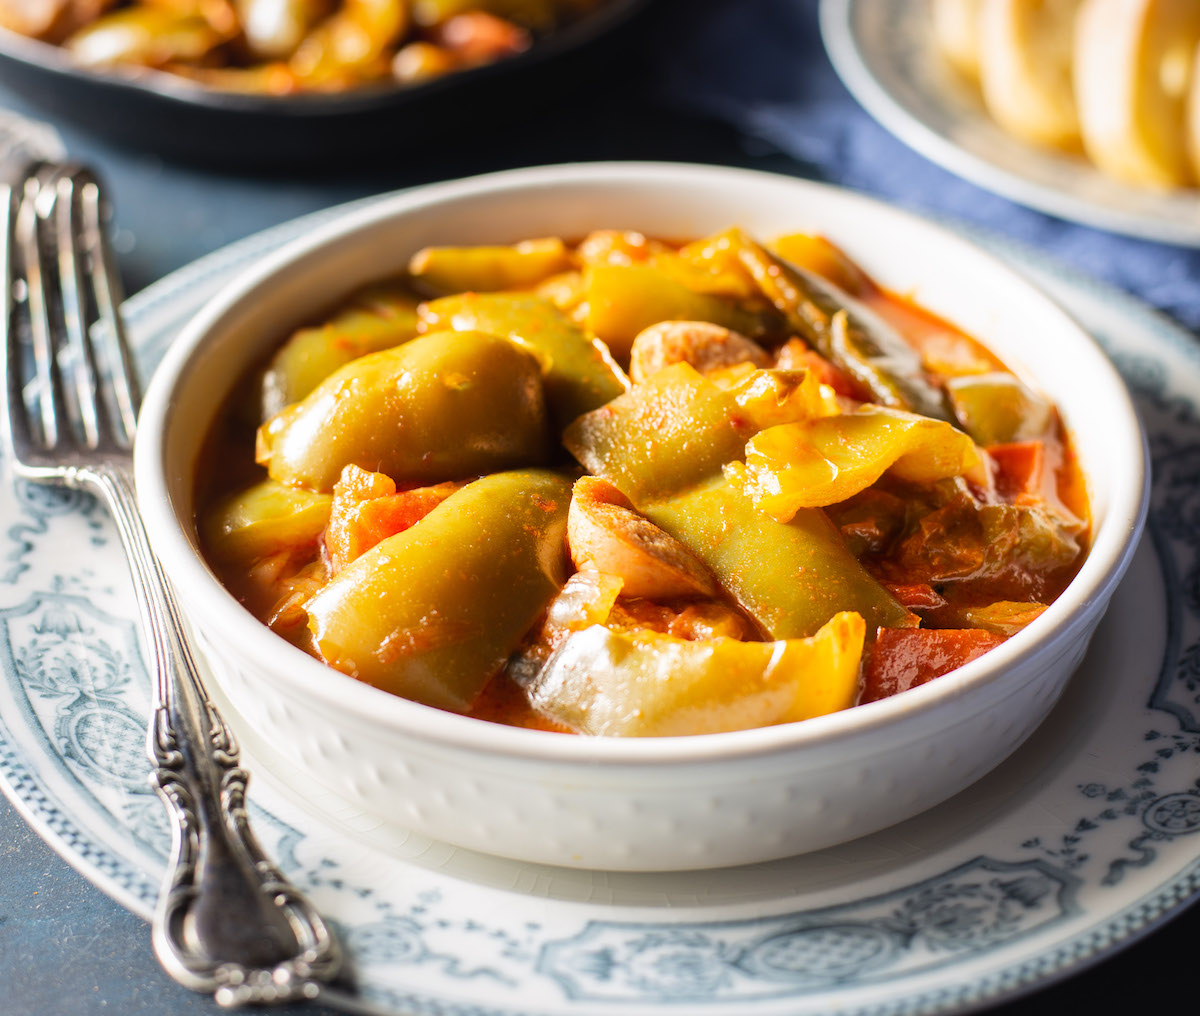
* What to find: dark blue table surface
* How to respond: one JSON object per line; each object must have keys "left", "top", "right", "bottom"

{"left": 2, "top": 2, "right": 1199, "bottom": 1013}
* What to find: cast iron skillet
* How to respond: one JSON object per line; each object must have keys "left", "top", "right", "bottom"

{"left": 0, "top": 0, "right": 651, "bottom": 171}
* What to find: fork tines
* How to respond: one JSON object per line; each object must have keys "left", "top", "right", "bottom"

{"left": 3, "top": 163, "right": 139, "bottom": 471}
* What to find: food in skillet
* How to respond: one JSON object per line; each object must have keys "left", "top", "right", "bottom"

{"left": 0, "top": 0, "right": 609, "bottom": 93}
{"left": 198, "top": 227, "right": 1089, "bottom": 737}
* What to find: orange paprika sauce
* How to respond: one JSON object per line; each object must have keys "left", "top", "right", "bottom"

{"left": 196, "top": 231, "right": 1090, "bottom": 734}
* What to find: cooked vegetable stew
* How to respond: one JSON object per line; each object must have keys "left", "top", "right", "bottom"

{"left": 198, "top": 227, "right": 1089, "bottom": 736}
{"left": 0, "top": 0, "right": 609, "bottom": 93}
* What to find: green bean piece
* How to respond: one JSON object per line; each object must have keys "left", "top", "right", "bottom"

{"left": 945, "top": 372, "right": 1054, "bottom": 445}
{"left": 306, "top": 469, "right": 572, "bottom": 712}
{"left": 409, "top": 238, "right": 571, "bottom": 294}
{"left": 583, "top": 264, "right": 774, "bottom": 361}
{"left": 260, "top": 281, "right": 420, "bottom": 420}
{"left": 729, "top": 230, "right": 954, "bottom": 423}
{"left": 202, "top": 479, "right": 332, "bottom": 564}
{"left": 258, "top": 330, "right": 550, "bottom": 492}
{"left": 420, "top": 292, "right": 627, "bottom": 427}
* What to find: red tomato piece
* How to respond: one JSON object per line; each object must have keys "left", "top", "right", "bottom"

{"left": 862, "top": 627, "right": 1006, "bottom": 703}
{"left": 883, "top": 583, "right": 947, "bottom": 611}
{"left": 988, "top": 440, "right": 1046, "bottom": 501}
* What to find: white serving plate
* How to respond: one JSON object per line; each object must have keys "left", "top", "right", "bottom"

{"left": 0, "top": 198, "right": 1197, "bottom": 1014}
{"left": 820, "top": 0, "right": 1200, "bottom": 245}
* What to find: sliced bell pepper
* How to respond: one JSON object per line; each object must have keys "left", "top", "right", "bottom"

{"left": 671, "top": 233, "right": 760, "bottom": 300}
{"left": 306, "top": 469, "right": 572, "bottom": 713}
{"left": 257, "top": 329, "right": 549, "bottom": 492}
{"left": 564, "top": 365, "right": 912, "bottom": 637}
{"left": 645, "top": 479, "right": 911, "bottom": 638}
{"left": 528, "top": 611, "right": 866, "bottom": 736}
{"left": 768, "top": 233, "right": 872, "bottom": 296}
{"left": 260, "top": 280, "right": 420, "bottom": 419}
{"left": 565, "top": 362, "right": 749, "bottom": 504}
{"left": 582, "top": 263, "right": 775, "bottom": 360}
{"left": 201, "top": 478, "right": 331, "bottom": 564}
{"left": 419, "top": 291, "right": 628, "bottom": 426}
{"left": 960, "top": 600, "right": 1048, "bottom": 635}
{"left": 725, "top": 367, "right": 838, "bottom": 430}
{"left": 408, "top": 237, "right": 570, "bottom": 294}
{"left": 732, "top": 405, "right": 982, "bottom": 521}
{"left": 946, "top": 372, "right": 1054, "bottom": 446}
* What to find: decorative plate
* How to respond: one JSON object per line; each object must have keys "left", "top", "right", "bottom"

{"left": 2, "top": 199, "right": 1200, "bottom": 1016}
{"left": 819, "top": 0, "right": 1200, "bottom": 246}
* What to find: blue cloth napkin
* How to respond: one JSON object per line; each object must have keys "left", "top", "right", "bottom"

{"left": 654, "top": 0, "right": 1200, "bottom": 333}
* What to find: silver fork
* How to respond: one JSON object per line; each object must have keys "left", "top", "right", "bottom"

{"left": 1, "top": 163, "right": 341, "bottom": 1007}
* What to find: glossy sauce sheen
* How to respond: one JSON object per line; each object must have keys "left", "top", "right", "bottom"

{"left": 196, "top": 229, "right": 1090, "bottom": 737}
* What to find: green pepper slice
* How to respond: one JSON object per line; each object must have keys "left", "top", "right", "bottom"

{"left": 529, "top": 611, "right": 865, "bottom": 736}
{"left": 646, "top": 479, "right": 910, "bottom": 638}
{"left": 583, "top": 263, "right": 774, "bottom": 360}
{"left": 566, "top": 362, "right": 748, "bottom": 503}
{"left": 306, "top": 469, "right": 572, "bottom": 712}
{"left": 409, "top": 238, "right": 571, "bottom": 294}
{"left": 260, "top": 281, "right": 420, "bottom": 420}
{"left": 945, "top": 372, "right": 1054, "bottom": 445}
{"left": 202, "top": 479, "right": 332, "bottom": 565}
{"left": 420, "top": 291, "right": 628, "bottom": 427}
{"left": 733, "top": 405, "right": 982, "bottom": 521}
{"left": 564, "top": 364, "right": 910, "bottom": 637}
{"left": 258, "top": 329, "right": 549, "bottom": 491}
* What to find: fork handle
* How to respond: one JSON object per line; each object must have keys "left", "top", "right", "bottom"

{"left": 87, "top": 463, "right": 341, "bottom": 1007}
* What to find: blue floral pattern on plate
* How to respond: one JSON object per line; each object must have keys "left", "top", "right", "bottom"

{"left": 1, "top": 203, "right": 1199, "bottom": 1016}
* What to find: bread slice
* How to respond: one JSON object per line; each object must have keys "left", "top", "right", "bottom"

{"left": 1074, "top": 0, "right": 1200, "bottom": 188}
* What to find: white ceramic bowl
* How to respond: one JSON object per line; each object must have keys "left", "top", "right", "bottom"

{"left": 135, "top": 163, "right": 1148, "bottom": 871}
